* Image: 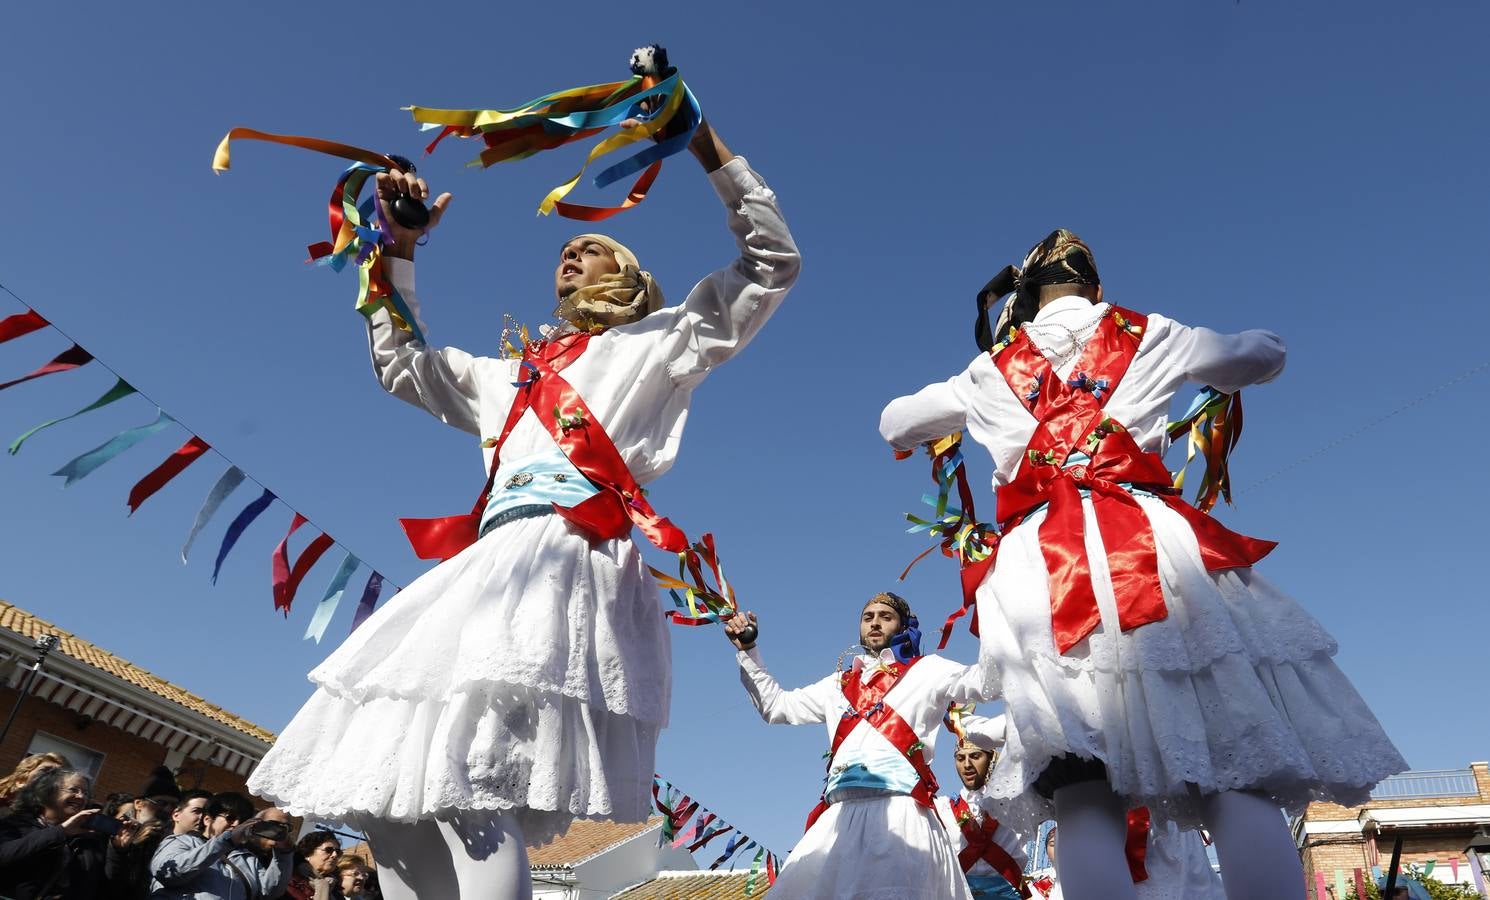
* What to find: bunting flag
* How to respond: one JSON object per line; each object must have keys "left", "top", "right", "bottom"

{"left": 349, "top": 571, "right": 385, "bottom": 633}
{"left": 708, "top": 832, "right": 749, "bottom": 870}
{"left": 52, "top": 411, "right": 174, "bottom": 486}
{"left": 181, "top": 466, "right": 247, "bottom": 562}
{"left": 1314, "top": 871, "right": 1327, "bottom": 900}
{"left": 1335, "top": 869, "right": 1348, "bottom": 899}
{"left": 409, "top": 45, "right": 702, "bottom": 220}
{"left": 10, "top": 377, "right": 135, "bottom": 455}
{"left": 0, "top": 344, "right": 92, "bottom": 393}
{"left": 0, "top": 309, "right": 48, "bottom": 345}
{"left": 212, "top": 488, "right": 276, "bottom": 584}
{"left": 745, "top": 847, "right": 768, "bottom": 896}
{"left": 127, "top": 436, "right": 211, "bottom": 514}
{"left": 271, "top": 513, "right": 337, "bottom": 615}
{"left": 1355, "top": 868, "right": 1367, "bottom": 897}
{"left": 303, "top": 553, "right": 360, "bottom": 643}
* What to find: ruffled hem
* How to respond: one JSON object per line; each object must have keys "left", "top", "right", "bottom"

{"left": 247, "top": 681, "right": 659, "bottom": 826}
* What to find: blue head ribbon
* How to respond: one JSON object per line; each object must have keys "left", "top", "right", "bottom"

{"left": 889, "top": 613, "right": 923, "bottom": 664}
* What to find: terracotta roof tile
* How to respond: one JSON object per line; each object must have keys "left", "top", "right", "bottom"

{"left": 0, "top": 600, "right": 275, "bottom": 744}
{"left": 526, "top": 816, "right": 664, "bottom": 868}
{"left": 613, "top": 871, "right": 773, "bottom": 899}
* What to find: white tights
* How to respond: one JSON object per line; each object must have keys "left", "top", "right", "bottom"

{"left": 1052, "top": 781, "right": 1304, "bottom": 900}
{"left": 355, "top": 809, "right": 533, "bottom": 900}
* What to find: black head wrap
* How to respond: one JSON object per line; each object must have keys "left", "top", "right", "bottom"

{"left": 974, "top": 229, "right": 1100, "bottom": 352}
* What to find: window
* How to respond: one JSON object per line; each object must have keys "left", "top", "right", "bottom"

{"left": 27, "top": 732, "right": 105, "bottom": 781}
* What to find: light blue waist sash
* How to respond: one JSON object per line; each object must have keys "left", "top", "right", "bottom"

{"left": 479, "top": 450, "right": 600, "bottom": 537}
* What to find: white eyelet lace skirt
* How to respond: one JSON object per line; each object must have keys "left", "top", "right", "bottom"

{"left": 247, "top": 513, "right": 669, "bottom": 842}
{"left": 975, "top": 493, "right": 1406, "bottom": 830}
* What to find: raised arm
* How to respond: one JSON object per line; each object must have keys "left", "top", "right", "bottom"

{"left": 150, "top": 833, "right": 232, "bottom": 886}
{"left": 661, "top": 122, "right": 801, "bottom": 386}
{"left": 880, "top": 376, "right": 970, "bottom": 453}
{"left": 725, "top": 611, "right": 835, "bottom": 726}
{"left": 1162, "top": 318, "right": 1287, "bottom": 394}
{"left": 936, "top": 658, "right": 1001, "bottom": 707}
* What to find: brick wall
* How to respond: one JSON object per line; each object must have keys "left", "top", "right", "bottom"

{"left": 0, "top": 684, "right": 253, "bottom": 803}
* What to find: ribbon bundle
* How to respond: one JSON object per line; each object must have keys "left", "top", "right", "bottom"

{"left": 1166, "top": 386, "right": 1245, "bottom": 513}
{"left": 647, "top": 533, "right": 742, "bottom": 628}
{"left": 211, "top": 130, "right": 426, "bottom": 342}
{"left": 897, "top": 432, "right": 997, "bottom": 579}
{"left": 651, "top": 774, "right": 780, "bottom": 894}
{"left": 0, "top": 297, "right": 395, "bottom": 642}
{"left": 410, "top": 45, "right": 702, "bottom": 221}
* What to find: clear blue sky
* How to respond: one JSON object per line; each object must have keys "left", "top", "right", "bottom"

{"left": 1, "top": 0, "right": 1486, "bottom": 862}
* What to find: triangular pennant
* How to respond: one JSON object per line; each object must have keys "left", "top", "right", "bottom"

{"left": 52, "top": 412, "right": 174, "bottom": 486}
{"left": 212, "top": 489, "right": 276, "bottom": 584}
{"left": 303, "top": 553, "right": 360, "bottom": 643}
{"left": 0, "top": 344, "right": 93, "bottom": 392}
{"left": 127, "top": 436, "right": 211, "bottom": 514}
{"left": 10, "top": 378, "right": 135, "bottom": 455}
{"left": 182, "top": 467, "right": 247, "bottom": 562}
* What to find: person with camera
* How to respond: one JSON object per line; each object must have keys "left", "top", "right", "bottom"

{"left": 0, "top": 766, "right": 135, "bottom": 899}
{"left": 147, "top": 793, "right": 292, "bottom": 899}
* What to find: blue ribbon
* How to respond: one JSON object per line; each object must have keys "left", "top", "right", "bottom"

{"left": 593, "top": 85, "right": 701, "bottom": 189}
{"left": 889, "top": 613, "right": 923, "bottom": 665}
{"left": 349, "top": 571, "right": 385, "bottom": 633}
{"left": 51, "top": 411, "right": 174, "bottom": 486}
{"left": 181, "top": 466, "right": 246, "bottom": 563}
{"left": 211, "top": 488, "right": 275, "bottom": 584}
{"left": 304, "top": 552, "right": 360, "bottom": 643}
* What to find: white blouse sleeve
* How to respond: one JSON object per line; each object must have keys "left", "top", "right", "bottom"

{"left": 365, "top": 258, "right": 488, "bottom": 436}
{"left": 737, "top": 648, "right": 836, "bottom": 726}
{"left": 1158, "top": 317, "right": 1287, "bottom": 394}
{"left": 662, "top": 158, "right": 801, "bottom": 387}
{"left": 879, "top": 370, "right": 973, "bottom": 452}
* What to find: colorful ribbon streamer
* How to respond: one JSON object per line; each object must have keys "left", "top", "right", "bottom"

{"left": 0, "top": 344, "right": 92, "bottom": 393}
{"left": 127, "top": 436, "right": 211, "bottom": 514}
{"left": 409, "top": 61, "right": 702, "bottom": 220}
{"left": 303, "top": 552, "right": 360, "bottom": 643}
{"left": 349, "top": 570, "right": 385, "bottom": 633}
{"left": 9, "top": 378, "right": 135, "bottom": 455}
{"left": 270, "top": 513, "right": 336, "bottom": 615}
{"left": 648, "top": 533, "right": 741, "bottom": 628}
{"left": 51, "top": 411, "right": 174, "bottom": 487}
{"left": 181, "top": 466, "right": 247, "bottom": 563}
{"left": 0, "top": 309, "right": 48, "bottom": 345}
{"left": 212, "top": 488, "right": 276, "bottom": 584}
{"left": 1167, "top": 387, "right": 1245, "bottom": 513}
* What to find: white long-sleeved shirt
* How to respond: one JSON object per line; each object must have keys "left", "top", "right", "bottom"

{"left": 937, "top": 713, "right": 1027, "bottom": 887}
{"left": 368, "top": 157, "right": 800, "bottom": 485}
{"left": 737, "top": 647, "right": 994, "bottom": 801}
{"left": 879, "top": 297, "right": 1285, "bottom": 488}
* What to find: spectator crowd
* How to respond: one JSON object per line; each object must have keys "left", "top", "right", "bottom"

{"left": 0, "top": 754, "right": 378, "bottom": 900}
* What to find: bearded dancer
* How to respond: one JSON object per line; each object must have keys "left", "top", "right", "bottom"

{"left": 722, "top": 593, "right": 995, "bottom": 900}
{"left": 879, "top": 229, "right": 1404, "bottom": 900}
{"left": 934, "top": 711, "right": 1029, "bottom": 900}
{"left": 247, "top": 117, "right": 799, "bottom": 900}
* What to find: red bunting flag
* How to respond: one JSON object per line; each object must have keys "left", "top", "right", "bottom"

{"left": 128, "top": 436, "right": 211, "bottom": 514}
{"left": 0, "top": 310, "right": 48, "bottom": 345}
{"left": 272, "top": 514, "right": 336, "bottom": 615}
{"left": 0, "top": 344, "right": 92, "bottom": 392}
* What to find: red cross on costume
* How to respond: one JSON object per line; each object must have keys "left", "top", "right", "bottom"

{"left": 802, "top": 657, "right": 939, "bottom": 832}
{"left": 944, "top": 795, "right": 1031, "bottom": 897}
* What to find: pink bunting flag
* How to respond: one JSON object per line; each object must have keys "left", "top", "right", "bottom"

{"left": 1314, "top": 870, "right": 1328, "bottom": 899}
{"left": 0, "top": 344, "right": 92, "bottom": 392}
{"left": 1355, "top": 868, "right": 1367, "bottom": 897}
{"left": 128, "top": 436, "right": 211, "bottom": 514}
{"left": 0, "top": 309, "right": 48, "bottom": 344}
{"left": 271, "top": 514, "right": 336, "bottom": 615}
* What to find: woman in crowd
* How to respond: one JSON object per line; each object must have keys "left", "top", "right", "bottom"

{"left": 0, "top": 753, "right": 70, "bottom": 810}
{"left": 0, "top": 766, "right": 132, "bottom": 899}
{"left": 286, "top": 829, "right": 342, "bottom": 899}
{"left": 334, "top": 854, "right": 373, "bottom": 899}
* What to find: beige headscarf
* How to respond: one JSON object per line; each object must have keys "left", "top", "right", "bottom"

{"left": 553, "top": 233, "right": 666, "bottom": 333}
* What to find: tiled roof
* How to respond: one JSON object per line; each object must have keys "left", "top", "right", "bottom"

{"left": 0, "top": 600, "right": 276, "bottom": 744}
{"left": 527, "top": 816, "right": 663, "bottom": 868}
{"left": 613, "top": 871, "right": 772, "bottom": 899}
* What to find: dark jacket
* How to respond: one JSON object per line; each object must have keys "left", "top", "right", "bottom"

{"left": 0, "top": 812, "right": 106, "bottom": 900}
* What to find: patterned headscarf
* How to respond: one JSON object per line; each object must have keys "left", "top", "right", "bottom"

{"left": 863, "top": 591, "right": 923, "bottom": 664}
{"left": 552, "top": 233, "right": 666, "bottom": 333}
{"left": 975, "top": 229, "right": 1100, "bottom": 351}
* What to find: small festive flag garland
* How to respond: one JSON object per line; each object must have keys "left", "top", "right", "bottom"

{"left": 0, "top": 286, "right": 398, "bottom": 639}
{"left": 650, "top": 774, "right": 780, "bottom": 894}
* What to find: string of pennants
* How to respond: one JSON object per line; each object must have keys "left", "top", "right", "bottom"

{"left": 651, "top": 774, "right": 780, "bottom": 895}
{"left": 0, "top": 290, "right": 398, "bottom": 642}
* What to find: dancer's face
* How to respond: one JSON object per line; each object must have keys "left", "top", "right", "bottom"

{"left": 555, "top": 238, "right": 621, "bottom": 299}
{"left": 860, "top": 603, "right": 902, "bottom": 653}
{"left": 954, "top": 746, "right": 992, "bottom": 791}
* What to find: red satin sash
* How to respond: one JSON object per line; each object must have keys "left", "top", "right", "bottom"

{"left": 981, "top": 307, "right": 1274, "bottom": 654}
{"left": 400, "top": 332, "right": 688, "bottom": 560}
{"left": 803, "top": 658, "right": 939, "bottom": 833}
{"left": 947, "top": 796, "right": 1030, "bottom": 896}
{"left": 1125, "top": 806, "right": 1151, "bottom": 883}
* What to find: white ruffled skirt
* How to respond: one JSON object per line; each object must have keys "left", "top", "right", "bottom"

{"left": 977, "top": 492, "right": 1405, "bottom": 830}
{"left": 770, "top": 794, "right": 972, "bottom": 900}
{"left": 247, "top": 513, "right": 670, "bottom": 840}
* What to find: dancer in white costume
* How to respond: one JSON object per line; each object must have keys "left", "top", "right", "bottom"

{"left": 247, "top": 118, "right": 799, "bottom": 900}
{"left": 880, "top": 229, "right": 1405, "bottom": 900}
{"left": 1032, "top": 820, "right": 1226, "bottom": 900}
{"left": 722, "top": 593, "right": 994, "bottom": 900}
{"left": 933, "top": 711, "right": 1028, "bottom": 899}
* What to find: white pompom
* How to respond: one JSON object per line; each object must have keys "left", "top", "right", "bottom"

{"left": 629, "top": 44, "right": 668, "bottom": 76}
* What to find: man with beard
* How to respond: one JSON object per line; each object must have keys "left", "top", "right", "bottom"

{"left": 723, "top": 592, "right": 994, "bottom": 900}
{"left": 934, "top": 712, "right": 1029, "bottom": 899}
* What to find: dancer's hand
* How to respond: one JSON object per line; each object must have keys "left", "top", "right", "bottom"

{"left": 723, "top": 611, "right": 758, "bottom": 651}
{"left": 375, "top": 169, "right": 453, "bottom": 262}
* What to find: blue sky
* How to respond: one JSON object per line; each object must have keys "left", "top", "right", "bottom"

{"left": 1, "top": 0, "right": 1486, "bottom": 862}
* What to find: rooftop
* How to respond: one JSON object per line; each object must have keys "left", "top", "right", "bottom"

{"left": 1370, "top": 768, "right": 1482, "bottom": 801}
{"left": 0, "top": 600, "right": 276, "bottom": 744}
{"left": 613, "top": 870, "right": 772, "bottom": 899}
{"left": 527, "top": 816, "right": 664, "bottom": 869}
